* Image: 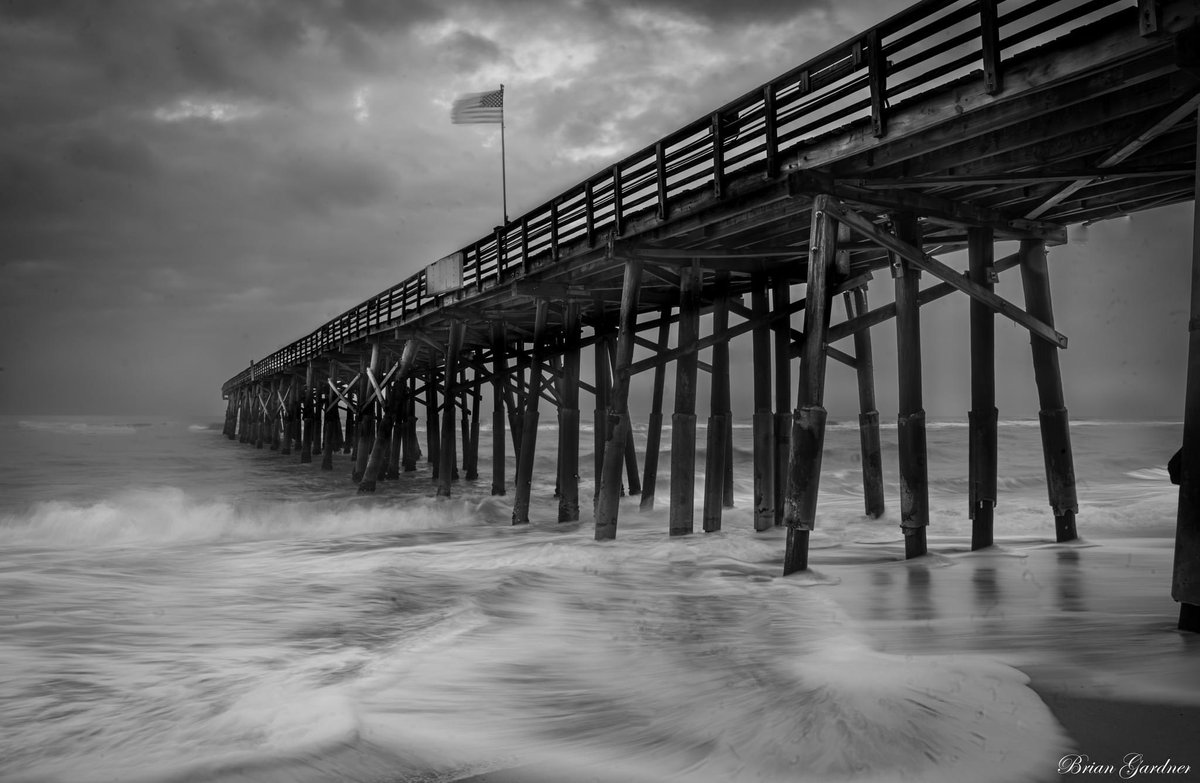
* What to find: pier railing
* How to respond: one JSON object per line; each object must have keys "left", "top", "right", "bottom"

{"left": 223, "top": 0, "right": 1130, "bottom": 394}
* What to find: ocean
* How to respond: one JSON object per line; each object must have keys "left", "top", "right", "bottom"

{"left": 1, "top": 414, "right": 1196, "bottom": 782}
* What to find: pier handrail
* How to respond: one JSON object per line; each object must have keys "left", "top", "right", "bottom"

{"left": 223, "top": 0, "right": 1129, "bottom": 394}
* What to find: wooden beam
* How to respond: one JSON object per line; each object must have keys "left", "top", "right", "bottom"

{"left": 842, "top": 164, "right": 1196, "bottom": 188}
{"left": 1026, "top": 89, "right": 1200, "bottom": 218}
{"left": 825, "top": 200, "right": 1068, "bottom": 348}
{"left": 827, "top": 251, "right": 1020, "bottom": 343}
{"left": 595, "top": 260, "right": 644, "bottom": 540}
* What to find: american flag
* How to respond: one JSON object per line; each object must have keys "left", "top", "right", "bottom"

{"left": 450, "top": 88, "right": 504, "bottom": 124}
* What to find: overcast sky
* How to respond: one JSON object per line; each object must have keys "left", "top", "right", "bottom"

{"left": 0, "top": 0, "right": 1193, "bottom": 421}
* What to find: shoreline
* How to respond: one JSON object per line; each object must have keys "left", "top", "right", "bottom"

{"left": 1027, "top": 674, "right": 1200, "bottom": 782}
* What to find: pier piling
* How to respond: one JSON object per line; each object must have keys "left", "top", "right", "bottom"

{"left": 703, "top": 274, "right": 731, "bottom": 533}
{"left": 595, "top": 259, "right": 643, "bottom": 539}
{"left": 783, "top": 195, "right": 838, "bottom": 574}
{"left": 438, "top": 325, "right": 465, "bottom": 497}
{"left": 559, "top": 302, "right": 582, "bottom": 522}
{"left": 751, "top": 275, "right": 775, "bottom": 531}
{"left": 491, "top": 322, "right": 508, "bottom": 494}
{"left": 639, "top": 307, "right": 672, "bottom": 512}
{"left": 514, "top": 304, "right": 548, "bottom": 522}
{"left": 669, "top": 265, "right": 701, "bottom": 537}
{"left": 773, "top": 278, "right": 792, "bottom": 526}
{"left": 1019, "top": 239, "right": 1079, "bottom": 543}
{"left": 892, "top": 212, "right": 930, "bottom": 559}
{"left": 845, "top": 287, "right": 885, "bottom": 518}
{"left": 969, "top": 227, "right": 998, "bottom": 549}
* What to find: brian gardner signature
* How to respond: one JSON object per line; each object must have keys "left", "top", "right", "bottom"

{"left": 1059, "top": 754, "right": 1191, "bottom": 778}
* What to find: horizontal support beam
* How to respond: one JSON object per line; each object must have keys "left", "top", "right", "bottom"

{"left": 796, "top": 172, "right": 1068, "bottom": 243}
{"left": 841, "top": 164, "right": 1195, "bottom": 188}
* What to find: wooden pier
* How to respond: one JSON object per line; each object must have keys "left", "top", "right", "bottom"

{"left": 221, "top": 0, "right": 1200, "bottom": 627}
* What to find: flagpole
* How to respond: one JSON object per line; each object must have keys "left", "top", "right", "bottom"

{"left": 500, "top": 84, "right": 508, "bottom": 225}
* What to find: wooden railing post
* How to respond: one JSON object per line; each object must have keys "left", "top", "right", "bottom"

{"left": 866, "top": 29, "right": 888, "bottom": 137}
{"left": 763, "top": 85, "right": 779, "bottom": 178}
{"left": 711, "top": 112, "right": 726, "bottom": 199}
{"left": 981, "top": 0, "right": 1003, "bottom": 94}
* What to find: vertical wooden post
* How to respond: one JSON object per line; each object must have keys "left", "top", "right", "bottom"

{"left": 268, "top": 380, "right": 281, "bottom": 451}
{"left": 703, "top": 276, "right": 731, "bottom": 532}
{"left": 724, "top": 402, "right": 735, "bottom": 509}
{"left": 608, "top": 341, "right": 642, "bottom": 496}
{"left": 640, "top": 307, "right": 673, "bottom": 511}
{"left": 560, "top": 301, "right": 582, "bottom": 522}
{"left": 491, "top": 322, "right": 508, "bottom": 494}
{"left": 278, "top": 383, "right": 291, "bottom": 454}
{"left": 342, "top": 398, "right": 355, "bottom": 455}
{"left": 845, "top": 288, "right": 885, "bottom": 518}
{"left": 969, "top": 227, "right": 999, "bottom": 549}
{"left": 321, "top": 363, "right": 338, "bottom": 471}
{"left": 509, "top": 358, "right": 525, "bottom": 467}
{"left": 403, "top": 376, "right": 419, "bottom": 472}
{"left": 783, "top": 195, "right": 839, "bottom": 574}
{"left": 751, "top": 274, "right": 775, "bottom": 530}
{"left": 363, "top": 341, "right": 417, "bottom": 493}
{"left": 1019, "top": 239, "right": 1079, "bottom": 543}
{"left": 353, "top": 347, "right": 379, "bottom": 484}
{"left": 593, "top": 314, "right": 611, "bottom": 510}
{"left": 386, "top": 380, "right": 403, "bottom": 479}
{"left": 514, "top": 303, "right": 550, "bottom": 524}
{"left": 301, "top": 362, "right": 315, "bottom": 463}
{"left": 1173, "top": 111, "right": 1200, "bottom": 631}
{"left": 254, "top": 384, "right": 266, "bottom": 449}
{"left": 773, "top": 278, "right": 793, "bottom": 525}
{"left": 595, "top": 260, "right": 644, "bottom": 539}
{"left": 466, "top": 369, "right": 481, "bottom": 481}
{"left": 438, "top": 325, "right": 465, "bottom": 497}
{"left": 893, "top": 212, "right": 930, "bottom": 559}
{"left": 359, "top": 369, "right": 393, "bottom": 493}
{"left": 426, "top": 370, "right": 441, "bottom": 478}
{"left": 312, "top": 372, "right": 324, "bottom": 458}
{"left": 670, "top": 265, "right": 701, "bottom": 537}
{"left": 459, "top": 365, "right": 470, "bottom": 480}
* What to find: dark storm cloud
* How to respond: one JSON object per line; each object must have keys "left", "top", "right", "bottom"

{"left": 64, "top": 131, "right": 159, "bottom": 179}
{"left": 439, "top": 30, "right": 506, "bottom": 74}
{"left": 628, "top": 0, "right": 834, "bottom": 24}
{"left": 273, "top": 151, "right": 397, "bottom": 215}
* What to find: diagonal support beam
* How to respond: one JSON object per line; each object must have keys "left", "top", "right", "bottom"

{"left": 1026, "top": 89, "right": 1200, "bottom": 219}
{"left": 827, "top": 252, "right": 1021, "bottom": 343}
{"left": 825, "top": 200, "right": 1067, "bottom": 349}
